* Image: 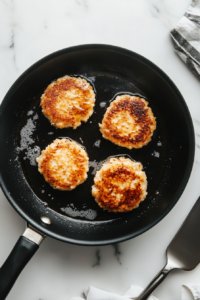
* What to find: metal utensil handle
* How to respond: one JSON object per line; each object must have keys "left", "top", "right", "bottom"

{"left": 136, "top": 266, "right": 172, "bottom": 300}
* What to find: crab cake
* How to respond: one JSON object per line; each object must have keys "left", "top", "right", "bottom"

{"left": 99, "top": 95, "right": 156, "bottom": 149}
{"left": 92, "top": 157, "right": 147, "bottom": 212}
{"left": 40, "top": 76, "right": 96, "bottom": 129}
{"left": 36, "top": 139, "right": 89, "bottom": 191}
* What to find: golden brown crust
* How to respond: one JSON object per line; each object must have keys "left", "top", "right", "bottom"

{"left": 92, "top": 157, "right": 147, "bottom": 212}
{"left": 99, "top": 95, "right": 156, "bottom": 149}
{"left": 40, "top": 76, "right": 96, "bottom": 129}
{"left": 36, "top": 139, "right": 89, "bottom": 191}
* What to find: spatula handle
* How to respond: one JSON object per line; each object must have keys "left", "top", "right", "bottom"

{"left": 136, "top": 266, "right": 173, "bottom": 300}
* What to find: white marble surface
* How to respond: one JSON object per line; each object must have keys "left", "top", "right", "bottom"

{"left": 0, "top": 0, "right": 200, "bottom": 299}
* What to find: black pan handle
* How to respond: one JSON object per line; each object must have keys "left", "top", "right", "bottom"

{"left": 0, "top": 226, "right": 44, "bottom": 300}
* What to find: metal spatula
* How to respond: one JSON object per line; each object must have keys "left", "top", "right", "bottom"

{"left": 137, "top": 196, "right": 200, "bottom": 300}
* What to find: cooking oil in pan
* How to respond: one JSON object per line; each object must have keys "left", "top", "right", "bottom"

{"left": 99, "top": 101, "right": 107, "bottom": 108}
{"left": 17, "top": 111, "right": 41, "bottom": 166}
{"left": 109, "top": 91, "right": 147, "bottom": 103}
{"left": 60, "top": 204, "right": 97, "bottom": 221}
{"left": 89, "top": 154, "right": 137, "bottom": 176}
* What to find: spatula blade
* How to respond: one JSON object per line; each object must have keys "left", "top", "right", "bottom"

{"left": 167, "top": 196, "right": 200, "bottom": 270}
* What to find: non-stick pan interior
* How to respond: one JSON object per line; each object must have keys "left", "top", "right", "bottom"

{"left": 0, "top": 45, "right": 194, "bottom": 245}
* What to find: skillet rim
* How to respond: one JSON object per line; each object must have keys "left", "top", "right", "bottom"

{"left": 0, "top": 44, "right": 195, "bottom": 245}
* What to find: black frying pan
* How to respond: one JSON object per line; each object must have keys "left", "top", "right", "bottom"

{"left": 0, "top": 44, "right": 195, "bottom": 299}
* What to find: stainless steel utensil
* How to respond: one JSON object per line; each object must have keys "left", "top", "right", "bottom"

{"left": 137, "top": 196, "right": 200, "bottom": 300}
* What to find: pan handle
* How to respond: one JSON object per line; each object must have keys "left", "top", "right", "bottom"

{"left": 0, "top": 226, "right": 45, "bottom": 300}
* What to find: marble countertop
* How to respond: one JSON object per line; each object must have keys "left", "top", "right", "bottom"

{"left": 0, "top": 0, "right": 200, "bottom": 299}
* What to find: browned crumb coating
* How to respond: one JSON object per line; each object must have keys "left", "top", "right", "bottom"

{"left": 36, "top": 139, "right": 89, "bottom": 191}
{"left": 92, "top": 157, "right": 147, "bottom": 212}
{"left": 99, "top": 95, "right": 156, "bottom": 149}
{"left": 40, "top": 76, "right": 95, "bottom": 129}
